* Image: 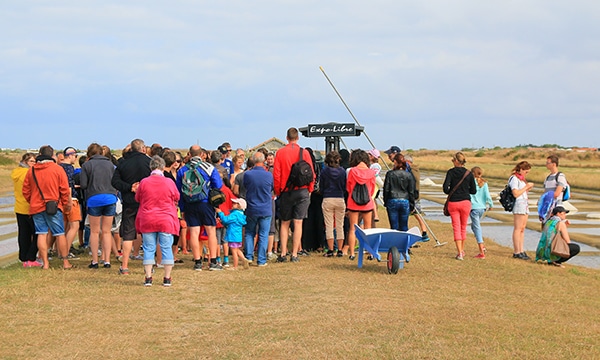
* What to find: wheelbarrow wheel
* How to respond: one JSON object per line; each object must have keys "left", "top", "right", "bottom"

{"left": 387, "top": 247, "right": 400, "bottom": 274}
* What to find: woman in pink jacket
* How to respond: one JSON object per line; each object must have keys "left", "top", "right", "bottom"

{"left": 345, "top": 149, "right": 376, "bottom": 260}
{"left": 135, "top": 156, "right": 180, "bottom": 287}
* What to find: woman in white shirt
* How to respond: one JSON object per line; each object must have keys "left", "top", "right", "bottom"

{"left": 509, "top": 161, "right": 534, "bottom": 260}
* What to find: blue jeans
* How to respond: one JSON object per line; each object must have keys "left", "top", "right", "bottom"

{"left": 244, "top": 215, "right": 271, "bottom": 265}
{"left": 32, "top": 210, "right": 65, "bottom": 235}
{"left": 386, "top": 199, "right": 410, "bottom": 231}
{"left": 470, "top": 208, "right": 485, "bottom": 244}
{"left": 142, "top": 232, "right": 174, "bottom": 266}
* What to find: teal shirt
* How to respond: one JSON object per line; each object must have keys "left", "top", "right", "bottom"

{"left": 536, "top": 216, "right": 561, "bottom": 263}
{"left": 470, "top": 181, "right": 493, "bottom": 210}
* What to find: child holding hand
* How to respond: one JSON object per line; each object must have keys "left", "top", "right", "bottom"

{"left": 216, "top": 198, "right": 249, "bottom": 269}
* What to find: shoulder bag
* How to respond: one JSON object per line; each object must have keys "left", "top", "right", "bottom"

{"left": 443, "top": 170, "right": 470, "bottom": 216}
{"left": 32, "top": 167, "right": 59, "bottom": 215}
{"left": 551, "top": 230, "right": 570, "bottom": 258}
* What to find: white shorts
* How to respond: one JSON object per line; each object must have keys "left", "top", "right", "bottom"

{"left": 512, "top": 199, "right": 529, "bottom": 215}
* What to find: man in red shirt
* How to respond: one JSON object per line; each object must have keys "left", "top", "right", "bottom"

{"left": 272, "top": 127, "right": 315, "bottom": 263}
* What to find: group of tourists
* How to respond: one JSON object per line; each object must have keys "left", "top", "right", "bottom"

{"left": 442, "top": 152, "right": 579, "bottom": 266}
{"left": 12, "top": 129, "right": 580, "bottom": 287}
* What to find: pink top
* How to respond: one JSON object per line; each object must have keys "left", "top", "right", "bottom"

{"left": 346, "top": 165, "right": 376, "bottom": 211}
{"left": 135, "top": 173, "right": 180, "bottom": 235}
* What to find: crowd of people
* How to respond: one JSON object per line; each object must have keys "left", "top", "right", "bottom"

{"left": 11, "top": 129, "right": 580, "bottom": 286}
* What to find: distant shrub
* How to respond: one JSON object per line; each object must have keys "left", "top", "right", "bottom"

{"left": 474, "top": 150, "right": 485, "bottom": 157}
{"left": 0, "top": 154, "right": 14, "bottom": 166}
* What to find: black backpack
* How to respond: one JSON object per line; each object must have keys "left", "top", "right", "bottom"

{"left": 352, "top": 183, "right": 370, "bottom": 205}
{"left": 498, "top": 176, "right": 516, "bottom": 212}
{"left": 286, "top": 147, "right": 313, "bottom": 191}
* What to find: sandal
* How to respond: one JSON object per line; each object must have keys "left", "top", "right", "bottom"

{"left": 119, "top": 267, "right": 130, "bottom": 275}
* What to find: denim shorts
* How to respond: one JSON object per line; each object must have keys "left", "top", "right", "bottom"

{"left": 512, "top": 199, "right": 529, "bottom": 215}
{"left": 87, "top": 203, "right": 116, "bottom": 217}
{"left": 33, "top": 211, "right": 65, "bottom": 235}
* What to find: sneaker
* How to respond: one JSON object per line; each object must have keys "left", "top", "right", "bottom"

{"left": 29, "top": 260, "right": 42, "bottom": 267}
{"left": 257, "top": 262, "right": 268, "bottom": 267}
{"left": 512, "top": 253, "right": 523, "bottom": 259}
{"left": 130, "top": 254, "right": 143, "bottom": 260}
{"left": 336, "top": 250, "right": 344, "bottom": 258}
{"left": 209, "top": 263, "right": 223, "bottom": 271}
{"left": 88, "top": 262, "right": 99, "bottom": 269}
{"left": 174, "top": 259, "right": 184, "bottom": 264}
{"left": 298, "top": 249, "right": 310, "bottom": 256}
{"left": 276, "top": 255, "right": 287, "bottom": 263}
{"left": 455, "top": 253, "right": 464, "bottom": 260}
{"left": 267, "top": 252, "right": 278, "bottom": 261}
{"left": 103, "top": 263, "right": 111, "bottom": 268}
{"left": 323, "top": 250, "right": 334, "bottom": 257}
{"left": 144, "top": 277, "right": 153, "bottom": 287}
{"left": 520, "top": 252, "right": 531, "bottom": 260}
{"left": 551, "top": 262, "right": 565, "bottom": 268}
{"left": 474, "top": 253, "right": 485, "bottom": 259}
{"left": 116, "top": 255, "right": 123, "bottom": 263}
{"left": 163, "top": 277, "right": 172, "bottom": 287}
{"left": 23, "top": 261, "right": 30, "bottom": 268}
{"left": 290, "top": 256, "right": 299, "bottom": 263}
{"left": 156, "top": 263, "right": 164, "bottom": 268}
{"left": 193, "top": 260, "right": 203, "bottom": 271}
{"left": 349, "top": 255, "right": 356, "bottom": 260}
{"left": 223, "top": 262, "right": 230, "bottom": 268}
{"left": 421, "top": 233, "right": 430, "bottom": 242}
{"left": 119, "top": 267, "right": 130, "bottom": 275}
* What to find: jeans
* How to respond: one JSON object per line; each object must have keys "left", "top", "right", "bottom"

{"left": 470, "top": 208, "right": 485, "bottom": 244}
{"left": 386, "top": 198, "right": 410, "bottom": 231}
{"left": 244, "top": 215, "right": 271, "bottom": 265}
{"left": 142, "top": 232, "right": 174, "bottom": 266}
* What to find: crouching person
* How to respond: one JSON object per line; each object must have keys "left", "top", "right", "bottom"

{"left": 135, "top": 156, "right": 180, "bottom": 286}
{"left": 535, "top": 206, "right": 580, "bottom": 268}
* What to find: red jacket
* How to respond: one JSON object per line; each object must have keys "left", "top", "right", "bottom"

{"left": 346, "top": 165, "right": 376, "bottom": 212}
{"left": 22, "top": 161, "right": 71, "bottom": 215}
{"left": 273, "top": 143, "right": 315, "bottom": 196}
{"left": 216, "top": 186, "right": 235, "bottom": 229}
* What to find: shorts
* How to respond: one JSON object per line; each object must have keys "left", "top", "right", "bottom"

{"left": 278, "top": 189, "right": 310, "bottom": 221}
{"left": 216, "top": 227, "right": 227, "bottom": 245}
{"left": 120, "top": 206, "right": 139, "bottom": 241}
{"left": 184, "top": 201, "right": 217, "bottom": 227}
{"left": 63, "top": 199, "right": 82, "bottom": 222}
{"left": 410, "top": 199, "right": 423, "bottom": 215}
{"left": 512, "top": 199, "right": 529, "bottom": 215}
{"left": 87, "top": 202, "right": 117, "bottom": 217}
{"left": 228, "top": 242, "right": 242, "bottom": 249}
{"left": 269, "top": 199, "right": 276, "bottom": 235}
{"left": 32, "top": 211, "right": 65, "bottom": 235}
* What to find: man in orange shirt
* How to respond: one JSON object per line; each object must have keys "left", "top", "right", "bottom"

{"left": 22, "top": 145, "right": 73, "bottom": 269}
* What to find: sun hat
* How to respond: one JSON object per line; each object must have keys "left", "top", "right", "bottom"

{"left": 368, "top": 149, "right": 380, "bottom": 159}
{"left": 232, "top": 198, "right": 247, "bottom": 210}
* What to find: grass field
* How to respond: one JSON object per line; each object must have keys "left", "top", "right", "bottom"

{"left": 1, "top": 214, "right": 600, "bottom": 359}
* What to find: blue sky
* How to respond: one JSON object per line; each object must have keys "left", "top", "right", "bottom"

{"left": 1, "top": 1, "right": 599, "bottom": 152}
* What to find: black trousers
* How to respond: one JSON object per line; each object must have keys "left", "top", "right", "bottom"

{"left": 16, "top": 213, "right": 38, "bottom": 262}
{"left": 556, "top": 243, "right": 581, "bottom": 264}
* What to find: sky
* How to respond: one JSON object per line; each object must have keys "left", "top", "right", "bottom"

{"left": 1, "top": 1, "right": 599, "bottom": 152}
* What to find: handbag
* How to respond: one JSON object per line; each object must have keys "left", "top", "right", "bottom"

{"left": 551, "top": 230, "right": 570, "bottom": 258}
{"left": 443, "top": 170, "right": 470, "bottom": 216}
{"left": 32, "top": 167, "right": 59, "bottom": 215}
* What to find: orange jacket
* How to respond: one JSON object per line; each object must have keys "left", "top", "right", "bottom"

{"left": 22, "top": 161, "right": 71, "bottom": 215}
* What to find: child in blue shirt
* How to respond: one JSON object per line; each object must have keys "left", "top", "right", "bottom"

{"left": 216, "top": 198, "right": 249, "bottom": 269}
{"left": 469, "top": 166, "right": 494, "bottom": 259}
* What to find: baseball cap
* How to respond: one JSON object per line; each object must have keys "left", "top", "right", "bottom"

{"left": 384, "top": 146, "right": 401, "bottom": 155}
{"left": 232, "top": 198, "right": 247, "bottom": 210}
{"left": 552, "top": 206, "right": 569, "bottom": 215}
{"left": 368, "top": 149, "right": 381, "bottom": 159}
{"left": 217, "top": 145, "right": 229, "bottom": 154}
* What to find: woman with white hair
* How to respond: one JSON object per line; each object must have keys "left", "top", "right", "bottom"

{"left": 135, "top": 155, "right": 180, "bottom": 286}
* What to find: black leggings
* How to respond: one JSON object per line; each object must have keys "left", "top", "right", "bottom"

{"left": 16, "top": 213, "right": 38, "bottom": 262}
{"left": 556, "top": 243, "right": 580, "bottom": 264}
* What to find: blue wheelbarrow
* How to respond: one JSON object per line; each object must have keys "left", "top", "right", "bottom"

{"left": 354, "top": 224, "right": 423, "bottom": 274}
